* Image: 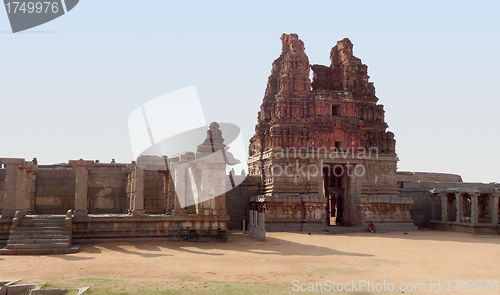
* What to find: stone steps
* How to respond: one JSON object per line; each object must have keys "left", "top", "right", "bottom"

{"left": 0, "top": 246, "right": 79, "bottom": 255}
{"left": 0, "top": 215, "right": 79, "bottom": 255}
{"left": 9, "top": 234, "right": 70, "bottom": 239}
{"left": 10, "top": 229, "right": 72, "bottom": 235}
{"left": 19, "top": 222, "right": 64, "bottom": 227}
{"left": 8, "top": 238, "right": 70, "bottom": 244}
{"left": 6, "top": 243, "right": 70, "bottom": 249}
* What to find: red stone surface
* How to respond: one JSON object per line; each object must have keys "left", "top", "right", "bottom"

{"left": 250, "top": 34, "right": 395, "bottom": 155}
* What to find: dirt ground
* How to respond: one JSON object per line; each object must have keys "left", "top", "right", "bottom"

{"left": 1, "top": 229, "right": 499, "bottom": 294}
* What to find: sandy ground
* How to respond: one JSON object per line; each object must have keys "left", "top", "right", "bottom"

{"left": 1, "top": 229, "right": 500, "bottom": 294}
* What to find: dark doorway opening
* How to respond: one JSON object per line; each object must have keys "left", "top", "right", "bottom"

{"left": 323, "top": 165, "right": 345, "bottom": 226}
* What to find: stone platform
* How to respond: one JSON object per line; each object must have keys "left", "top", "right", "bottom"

{"left": 429, "top": 220, "right": 500, "bottom": 235}
{"left": 71, "top": 214, "right": 230, "bottom": 243}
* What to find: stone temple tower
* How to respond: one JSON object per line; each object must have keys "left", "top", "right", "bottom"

{"left": 248, "top": 33, "right": 415, "bottom": 231}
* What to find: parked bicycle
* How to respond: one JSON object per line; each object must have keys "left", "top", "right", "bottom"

{"left": 214, "top": 227, "right": 229, "bottom": 243}
{"left": 199, "top": 227, "right": 212, "bottom": 243}
{"left": 170, "top": 226, "right": 199, "bottom": 242}
{"left": 198, "top": 226, "right": 228, "bottom": 243}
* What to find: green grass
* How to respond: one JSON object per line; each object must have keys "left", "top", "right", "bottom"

{"left": 80, "top": 282, "right": 291, "bottom": 295}
{"left": 141, "top": 283, "right": 291, "bottom": 295}
{"left": 39, "top": 283, "right": 80, "bottom": 295}
{"left": 31, "top": 279, "right": 379, "bottom": 295}
{"left": 371, "top": 259, "right": 399, "bottom": 266}
{"left": 0, "top": 243, "right": 6, "bottom": 249}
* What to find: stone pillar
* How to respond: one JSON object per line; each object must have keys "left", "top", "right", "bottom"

{"left": 491, "top": 191, "right": 499, "bottom": 225}
{"left": 25, "top": 165, "right": 38, "bottom": 215}
{"left": 172, "top": 165, "right": 187, "bottom": 215}
{"left": 470, "top": 192, "right": 480, "bottom": 225}
{"left": 166, "top": 171, "right": 176, "bottom": 214}
{"left": 198, "top": 168, "right": 211, "bottom": 215}
{"left": 0, "top": 158, "right": 28, "bottom": 218}
{"left": 455, "top": 192, "right": 463, "bottom": 223}
{"left": 441, "top": 193, "right": 448, "bottom": 222}
{"left": 125, "top": 164, "right": 136, "bottom": 214}
{"left": 248, "top": 210, "right": 254, "bottom": 237}
{"left": 258, "top": 211, "right": 266, "bottom": 241}
{"left": 69, "top": 159, "right": 94, "bottom": 217}
{"left": 131, "top": 166, "right": 145, "bottom": 216}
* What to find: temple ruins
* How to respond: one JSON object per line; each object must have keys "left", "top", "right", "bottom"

{"left": 1, "top": 33, "right": 499, "bottom": 255}
{"left": 247, "top": 33, "right": 415, "bottom": 231}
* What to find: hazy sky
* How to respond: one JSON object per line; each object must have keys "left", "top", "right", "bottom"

{"left": 1, "top": 1, "right": 499, "bottom": 182}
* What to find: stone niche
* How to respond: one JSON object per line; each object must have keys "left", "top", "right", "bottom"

{"left": 247, "top": 33, "right": 416, "bottom": 231}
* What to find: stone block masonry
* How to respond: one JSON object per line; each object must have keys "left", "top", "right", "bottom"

{"left": 0, "top": 122, "right": 235, "bottom": 243}
{"left": 226, "top": 175, "right": 260, "bottom": 230}
{"left": 247, "top": 33, "right": 415, "bottom": 231}
{"left": 0, "top": 168, "right": 5, "bottom": 212}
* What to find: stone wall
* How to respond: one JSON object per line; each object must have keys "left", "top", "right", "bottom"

{"left": 0, "top": 219, "right": 11, "bottom": 242}
{"left": 226, "top": 175, "right": 260, "bottom": 229}
{"left": 88, "top": 165, "right": 128, "bottom": 214}
{"left": 35, "top": 167, "right": 76, "bottom": 214}
{"left": 0, "top": 168, "right": 5, "bottom": 212}
{"left": 4, "top": 164, "right": 169, "bottom": 215}
{"left": 0, "top": 167, "right": 8, "bottom": 241}
{"left": 399, "top": 181, "right": 500, "bottom": 227}
{"left": 397, "top": 171, "right": 462, "bottom": 186}
{"left": 72, "top": 214, "right": 229, "bottom": 243}
{"left": 144, "top": 170, "right": 166, "bottom": 214}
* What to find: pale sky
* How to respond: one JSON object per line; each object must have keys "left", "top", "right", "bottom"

{"left": 1, "top": 1, "right": 499, "bottom": 182}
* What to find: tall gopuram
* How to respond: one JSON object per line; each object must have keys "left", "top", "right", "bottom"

{"left": 248, "top": 33, "right": 416, "bottom": 231}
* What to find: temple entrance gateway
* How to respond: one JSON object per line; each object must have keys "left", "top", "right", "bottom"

{"left": 323, "top": 165, "right": 345, "bottom": 226}
{"left": 247, "top": 33, "right": 416, "bottom": 231}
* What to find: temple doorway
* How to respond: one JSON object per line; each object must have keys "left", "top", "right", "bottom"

{"left": 323, "top": 165, "right": 345, "bottom": 226}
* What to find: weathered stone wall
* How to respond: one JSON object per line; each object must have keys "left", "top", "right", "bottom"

{"left": 72, "top": 215, "right": 229, "bottom": 243}
{"left": 35, "top": 168, "right": 76, "bottom": 214}
{"left": 397, "top": 171, "right": 462, "bottom": 186}
{"left": 88, "top": 165, "right": 128, "bottom": 214}
{"left": 0, "top": 219, "right": 11, "bottom": 242}
{"left": 0, "top": 168, "right": 5, "bottom": 212}
{"left": 144, "top": 170, "right": 166, "bottom": 214}
{"left": 226, "top": 175, "right": 260, "bottom": 229}
{"left": 399, "top": 182, "right": 500, "bottom": 227}
{"left": 0, "top": 168, "right": 8, "bottom": 241}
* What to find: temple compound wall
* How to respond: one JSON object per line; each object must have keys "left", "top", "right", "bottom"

{"left": 247, "top": 33, "right": 416, "bottom": 231}
{"left": 0, "top": 123, "right": 232, "bottom": 242}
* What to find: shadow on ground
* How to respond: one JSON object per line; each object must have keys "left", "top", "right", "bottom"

{"left": 77, "top": 233, "right": 373, "bottom": 258}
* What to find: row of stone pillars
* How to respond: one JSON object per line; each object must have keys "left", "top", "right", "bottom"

{"left": 0, "top": 158, "right": 37, "bottom": 218}
{"left": 70, "top": 158, "right": 174, "bottom": 217}
{"left": 0, "top": 158, "right": 157, "bottom": 218}
{"left": 2, "top": 156, "right": 228, "bottom": 218}
{"left": 438, "top": 191, "right": 500, "bottom": 225}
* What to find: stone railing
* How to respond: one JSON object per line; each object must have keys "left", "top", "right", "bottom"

{"left": 11, "top": 210, "right": 25, "bottom": 230}
{"left": 65, "top": 209, "right": 73, "bottom": 231}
